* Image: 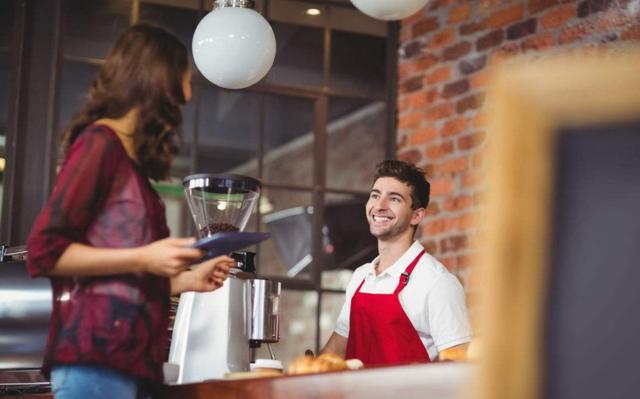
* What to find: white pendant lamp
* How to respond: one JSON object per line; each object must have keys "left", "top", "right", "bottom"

{"left": 192, "top": 0, "right": 276, "bottom": 90}
{"left": 350, "top": 0, "right": 430, "bottom": 21}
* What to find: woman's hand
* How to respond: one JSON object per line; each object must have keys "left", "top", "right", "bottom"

{"left": 135, "top": 237, "right": 204, "bottom": 277}
{"left": 170, "top": 255, "right": 234, "bottom": 295}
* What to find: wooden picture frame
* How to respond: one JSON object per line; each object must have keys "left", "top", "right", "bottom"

{"left": 478, "top": 50, "right": 640, "bottom": 399}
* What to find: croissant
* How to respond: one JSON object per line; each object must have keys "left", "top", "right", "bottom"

{"left": 287, "top": 353, "right": 349, "bottom": 374}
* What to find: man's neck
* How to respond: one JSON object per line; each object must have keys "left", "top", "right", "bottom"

{"left": 375, "top": 232, "right": 414, "bottom": 276}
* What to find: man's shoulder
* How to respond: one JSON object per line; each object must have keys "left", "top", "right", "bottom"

{"left": 411, "top": 250, "right": 459, "bottom": 288}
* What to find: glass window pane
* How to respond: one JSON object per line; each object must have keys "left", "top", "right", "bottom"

{"left": 170, "top": 95, "right": 196, "bottom": 179}
{"left": 254, "top": 289, "right": 317, "bottom": 369}
{"left": 64, "top": 0, "right": 131, "bottom": 60}
{"left": 320, "top": 292, "right": 346, "bottom": 346}
{"left": 195, "top": 85, "right": 259, "bottom": 176}
{"left": 0, "top": 0, "right": 14, "bottom": 205}
{"left": 263, "top": 94, "right": 315, "bottom": 187}
{"left": 139, "top": 2, "right": 198, "bottom": 52}
{"left": 263, "top": 22, "right": 324, "bottom": 88}
{"left": 0, "top": 0, "right": 13, "bottom": 50}
{"left": 0, "top": 55, "right": 9, "bottom": 136}
{"left": 326, "top": 98, "right": 386, "bottom": 191}
{"left": 0, "top": 53, "right": 9, "bottom": 218}
{"left": 58, "top": 62, "right": 99, "bottom": 133}
{"left": 330, "top": 30, "right": 385, "bottom": 97}
{"left": 321, "top": 193, "right": 373, "bottom": 290}
{"left": 259, "top": 188, "right": 312, "bottom": 279}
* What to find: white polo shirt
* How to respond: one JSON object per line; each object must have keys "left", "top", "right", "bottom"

{"left": 335, "top": 241, "right": 472, "bottom": 360}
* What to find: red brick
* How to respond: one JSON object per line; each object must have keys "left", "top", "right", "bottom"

{"left": 449, "top": 3, "right": 473, "bottom": 23}
{"left": 400, "top": 76, "right": 423, "bottom": 93}
{"left": 398, "top": 112, "right": 421, "bottom": 129}
{"left": 459, "top": 55, "right": 487, "bottom": 75}
{"left": 442, "top": 117, "right": 469, "bottom": 137}
{"left": 439, "top": 256, "right": 458, "bottom": 271}
{"left": 594, "top": 9, "right": 633, "bottom": 33}
{"left": 521, "top": 32, "right": 555, "bottom": 51}
{"left": 403, "top": 11, "right": 426, "bottom": 26}
{"left": 487, "top": 4, "right": 525, "bottom": 28}
{"left": 488, "top": 42, "right": 521, "bottom": 66}
{"left": 415, "top": 53, "right": 440, "bottom": 70}
{"left": 430, "top": 177, "right": 455, "bottom": 196}
{"left": 442, "top": 79, "right": 470, "bottom": 99}
{"left": 442, "top": 41, "right": 472, "bottom": 61}
{"left": 470, "top": 71, "right": 489, "bottom": 89}
{"left": 399, "top": 25, "right": 412, "bottom": 43}
{"left": 423, "top": 219, "right": 448, "bottom": 235}
{"left": 621, "top": 25, "right": 640, "bottom": 40}
{"left": 398, "top": 149, "right": 423, "bottom": 165}
{"left": 398, "top": 61, "right": 415, "bottom": 80}
{"left": 541, "top": 4, "right": 577, "bottom": 29}
{"left": 402, "top": 41, "right": 422, "bottom": 59}
{"left": 425, "top": 65, "right": 452, "bottom": 85}
{"left": 476, "top": 29, "right": 505, "bottom": 51}
{"left": 458, "top": 212, "right": 480, "bottom": 230}
{"left": 422, "top": 239, "right": 438, "bottom": 255}
{"left": 412, "top": 17, "right": 440, "bottom": 37}
{"left": 462, "top": 171, "right": 482, "bottom": 188}
{"left": 558, "top": 21, "right": 594, "bottom": 44}
{"left": 407, "top": 89, "right": 438, "bottom": 109}
{"left": 425, "top": 201, "right": 440, "bottom": 216}
{"left": 457, "top": 131, "right": 486, "bottom": 150}
{"left": 443, "top": 194, "right": 474, "bottom": 212}
{"left": 428, "top": 0, "right": 455, "bottom": 11}
{"left": 428, "top": 27, "right": 456, "bottom": 50}
{"left": 397, "top": 96, "right": 409, "bottom": 112}
{"left": 409, "top": 127, "right": 438, "bottom": 145}
{"left": 426, "top": 141, "right": 455, "bottom": 159}
{"left": 506, "top": 18, "right": 537, "bottom": 40}
{"left": 440, "top": 235, "right": 469, "bottom": 253}
{"left": 425, "top": 102, "right": 456, "bottom": 121}
{"left": 478, "top": 0, "right": 504, "bottom": 15}
{"left": 438, "top": 156, "right": 469, "bottom": 174}
{"left": 529, "top": 0, "right": 559, "bottom": 14}
{"left": 460, "top": 21, "right": 484, "bottom": 36}
{"left": 457, "top": 92, "right": 486, "bottom": 114}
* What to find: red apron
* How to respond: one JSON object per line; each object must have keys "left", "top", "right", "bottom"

{"left": 345, "top": 250, "right": 430, "bottom": 366}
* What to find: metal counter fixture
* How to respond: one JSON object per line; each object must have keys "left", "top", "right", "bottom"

{"left": 0, "top": 246, "right": 50, "bottom": 389}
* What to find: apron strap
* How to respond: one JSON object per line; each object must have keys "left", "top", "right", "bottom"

{"left": 393, "top": 250, "right": 425, "bottom": 295}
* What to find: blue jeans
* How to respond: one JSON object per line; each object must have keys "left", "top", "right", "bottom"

{"left": 51, "top": 364, "right": 153, "bottom": 399}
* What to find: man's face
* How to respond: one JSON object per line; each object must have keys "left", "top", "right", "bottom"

{"left": 366, "top": 177, "right": 424, "bottom": 241}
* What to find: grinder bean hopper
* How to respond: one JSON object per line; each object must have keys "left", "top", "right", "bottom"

{"left": 168, "top": 174, "right": 281, "bottom": 384}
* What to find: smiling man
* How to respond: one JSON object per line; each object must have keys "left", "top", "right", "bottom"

{"left": 321, "top": 160, "right": 472, "bottom": 365}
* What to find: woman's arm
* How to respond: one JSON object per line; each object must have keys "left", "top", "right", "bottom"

{"left": 49, "top": 237, "right": 204, "bottom": 277}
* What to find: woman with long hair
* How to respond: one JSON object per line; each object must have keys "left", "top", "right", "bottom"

{"left": 26, "top": 24, "right": 231, "bottom": 398}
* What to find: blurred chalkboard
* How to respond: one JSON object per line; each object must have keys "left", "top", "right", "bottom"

{"left": 545, "top": 120, "right": 640, "bottom": 399}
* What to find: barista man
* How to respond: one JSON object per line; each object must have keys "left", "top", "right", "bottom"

{"left": 321, "top": 160, "right": 472, "bottom": 365}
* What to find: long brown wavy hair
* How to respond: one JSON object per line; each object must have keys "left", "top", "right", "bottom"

{"left": 62, "top": 24, "right": 188, "bottom": 181}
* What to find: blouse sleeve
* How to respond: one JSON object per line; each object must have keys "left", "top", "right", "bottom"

{"left": 26, "top": 126, "right": 126, "bottom": 277}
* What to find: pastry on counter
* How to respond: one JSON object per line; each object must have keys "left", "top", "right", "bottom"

{"left": 288, "top": 353, "right": 362, "bottom": 375}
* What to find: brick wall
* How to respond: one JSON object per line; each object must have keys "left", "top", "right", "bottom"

{"left": 396, "top": 0, "right": 640, "bottom": 319}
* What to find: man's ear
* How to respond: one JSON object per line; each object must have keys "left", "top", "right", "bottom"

{"left": 410, "top": 207, "right": 426, "bottom": 226}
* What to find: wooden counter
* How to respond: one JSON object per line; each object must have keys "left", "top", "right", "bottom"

{"left": 161, "top": 362, "right": 475, "bottom": 399}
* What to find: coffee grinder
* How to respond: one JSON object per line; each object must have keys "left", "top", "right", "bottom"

{"left": 168, "top": 174, "right": 281, "bottom": 384}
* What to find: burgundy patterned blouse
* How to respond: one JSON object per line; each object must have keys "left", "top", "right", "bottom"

{"left": 27, "top": 124, "right": 171, "bottom": 384}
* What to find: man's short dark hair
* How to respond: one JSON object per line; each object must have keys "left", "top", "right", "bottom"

{"left": 373, "top": 160, "right": 430, "bottom": 210}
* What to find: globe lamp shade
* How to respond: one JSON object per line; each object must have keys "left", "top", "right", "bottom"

{"left": 350, "top": 0, "right": 430, "bottom": 21}
{"left": 192, "top": 7, "right": 276, "bottom": 89}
